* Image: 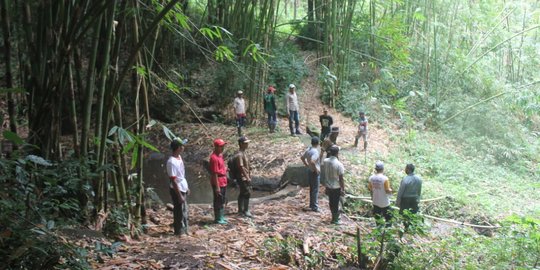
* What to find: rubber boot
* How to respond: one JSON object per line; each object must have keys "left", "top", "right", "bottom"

{"left": 243, "top": 199, "right": 253, "bottom": 218}
{"left": 219, "top": 209, "right": 228, "bottom": 224}
{"left": 354, "top": 137, "right": 358, "bottom": 148}
{"left": 270, "top": 123, "right": 276, "bottom": 133}
{"left": 331, "top": 213, "right": 341, "bottom": 225}
{"left": 214, "top": 209, "right": 227, "bottom": 224}
{"left": 363, "top": 141, "right": 368, "bottom": 151}
{"left": 237, "top": 198, "right": 244, "bottom": 214}
{"left": 237, "top": 127, "right": 242, "bottom": 136}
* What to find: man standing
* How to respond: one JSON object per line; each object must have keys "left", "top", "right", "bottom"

{"left": 209, "top": 138, "right": 228, "bottom": 224}
{"left": 396, "top": 164, "right": 422, "bottom": 228}
{"left": 234, "top": 90, "right": 246, "bottom": 136}
{"left": 166, "top": 138, "right": 189, "bottom": 235}
{"left": 319, "top": 108, "right": 333, "bottom": 140}
{"left": 301, "top": 136, "right": 321, "bottom": 212}
{"left": 286, "top": 84, "right": 301, "bottom": 135}
{"left": 264, "top": 86, "right": 277, "bottom": 133}
{"left": 354, "top": 111, "right": 368, "bottom": 150}
{"left": 233, "top": 136, "right": 253, "bottom": 217}
{"left": 321, "top": 145, "right": 345, "bottom": 224}
{"left": 368, "top": 161, "right": 393, "bottom": 226}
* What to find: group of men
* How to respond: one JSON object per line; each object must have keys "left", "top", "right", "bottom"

{"left": 166, "top": 83, "right": 422, "bottom": 236}
{"left": 166, "top": 135, "right": 254, "bottom": 235}
{"left": 301, "top": 136, "right": 423, "bottom": 227}
{"left": 237, "top": 83, "right": 371, "bottom": 148}
{"left": 235, "top": 84, "right": 302, "bottom": 136}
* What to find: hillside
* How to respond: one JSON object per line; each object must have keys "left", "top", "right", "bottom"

{"left": 86, "top": 54, "right": 469, "bottom": 270}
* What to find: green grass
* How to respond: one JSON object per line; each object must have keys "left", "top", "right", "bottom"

{"left": 384, "top": 130, "right": 540, "bottom": 220}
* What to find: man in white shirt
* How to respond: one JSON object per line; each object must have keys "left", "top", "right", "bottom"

{"left": 301, "top": 137, "right": 321, "bottom": 211}
{"left": 321, "top": 145, "right": 345, "bottom": 224}
{"left": 286, "top": 84, "right": 301, "bottom": 135}
{"left": 166, "top": 138, "right": 189, "bottom": 236}
{"left": 368, "top": 161, "right": 393, "bottom": 226}
{"left": 234, "top": 90, "right": 246, "bottom": 136}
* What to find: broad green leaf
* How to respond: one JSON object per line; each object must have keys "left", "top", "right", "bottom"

{"left": 26, "top": 155, "right": 52, "bottom": 166}
{"left": 2, "top": 130, "right": 24, "bottom": 145}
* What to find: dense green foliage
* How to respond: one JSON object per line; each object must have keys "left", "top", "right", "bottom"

{"left": 0, "top": 150, "right": 92, "bottom": 268}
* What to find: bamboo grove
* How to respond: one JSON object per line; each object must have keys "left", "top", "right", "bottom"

{"left": 0, "top": 0, "right": 288, "bottom": 235}
{"left": 2, "top": 0, "right": 539, "bottom": 240}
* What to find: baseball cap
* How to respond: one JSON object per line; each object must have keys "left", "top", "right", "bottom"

{"left": 311, "top": 136, "right": 320, "bottom": 145}
{"left": 329, "top": 145, "right": 340, "bottom": 155}
{"left": 213, "top": 138, "right": 227, "bottom": 147}
{"left": 375, "top": 161, "right": 384, "bottom": 170}
{"left": 289, "top": 84, "right": 296, "bottom": 89}
{"left": 237, "top": 90, "right": 243, "bottom": 95}
{"left": 238, "top": 136, "right": 251, "bottom": 143}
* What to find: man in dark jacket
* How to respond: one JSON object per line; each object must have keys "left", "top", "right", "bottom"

{"left": 396, "top": 163, "right": 423, "bottom": 228}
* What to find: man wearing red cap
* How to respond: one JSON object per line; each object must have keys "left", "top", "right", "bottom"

{"left": 264, "top": 86, "right": 277, "bottom": 133}
{"left": 209, "top": 138, "right": 228, "bottom": 224}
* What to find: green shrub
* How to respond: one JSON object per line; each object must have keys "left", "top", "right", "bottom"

{"left": 0, "top": 154, "right": 92, "bottom": 269}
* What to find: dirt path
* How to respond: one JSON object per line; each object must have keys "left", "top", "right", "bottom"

{"left": 90, "top": 54, "right": 396, "bottom": 270}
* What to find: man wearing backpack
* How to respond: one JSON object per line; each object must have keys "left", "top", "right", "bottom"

{"left": 231, "top": 136, "right": 253, "bottom": 217}
{"left": 264, "top": 86, "right": 277, "bottom": 133}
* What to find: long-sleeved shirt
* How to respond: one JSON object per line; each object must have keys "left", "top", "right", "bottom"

{"left": 396, "top": 173, "right": 422, "bottom": 207}
{"left": 286, "top": 92, "right": 299, "bottom": 112}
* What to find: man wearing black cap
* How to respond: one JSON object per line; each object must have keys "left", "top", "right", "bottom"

{"left": 321, "top": 145, "right": 345, "bottom": 224}
{"left": 301, "top": 136, "right": 321, "bottom": 211}
{"left": 233, "top": 136, "right": 253, "bottom": 217}
{"left": 166, "top": 138, "right": 189, "bottom": 235}
{"left": 319, "top": 108, "right": 333, "bottom": 140}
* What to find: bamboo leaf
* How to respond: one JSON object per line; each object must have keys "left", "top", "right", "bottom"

{"left": 134, "top": 136, "right": 159, "bottom": 152}
{"left": 108, "top": 126, "right": 119, "bottom": 137}
{"left": 162, "top": 125, "right": 176, "bottom": 141}
{"left": 131, "top": 144, "right": 139, "bottom": 169}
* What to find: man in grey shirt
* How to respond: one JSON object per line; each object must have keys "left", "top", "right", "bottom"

{"left": 396, "top": 163, "right": 423, "bottom": 222}
{"left": 301, "top": 137, "right": 320, "bottom": 211}
{"left": 286, "top": 84, "right": 301, "bottom": 135}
